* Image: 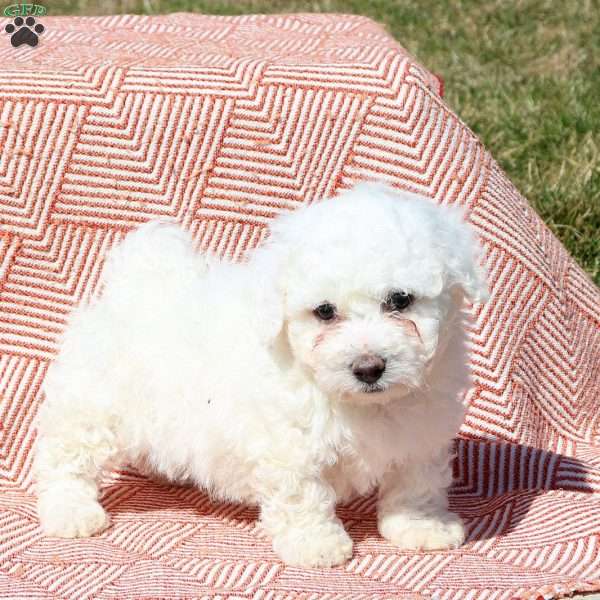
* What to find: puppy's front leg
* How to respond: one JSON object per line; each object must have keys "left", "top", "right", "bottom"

{"left": 378, "top": 450, "right": 465, "bottom": 551}
{"left": 259, "top": 473, "right": 352, "bottom": 568}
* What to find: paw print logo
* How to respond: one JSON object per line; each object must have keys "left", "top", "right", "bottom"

{"left": 5, "top": 16, "right": 44, "bottom": 47}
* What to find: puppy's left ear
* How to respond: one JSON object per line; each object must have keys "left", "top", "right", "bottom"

{"left": 439, "top": 205, "right": 490, "bottom": 304}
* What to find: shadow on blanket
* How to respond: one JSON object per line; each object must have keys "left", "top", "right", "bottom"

{"left": 97, "top": 440, "right": 594, "bottom": 548}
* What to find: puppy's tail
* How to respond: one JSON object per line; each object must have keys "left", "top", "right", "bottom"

{"left": 100, "top": 220, "right": 209, "bottom": 301}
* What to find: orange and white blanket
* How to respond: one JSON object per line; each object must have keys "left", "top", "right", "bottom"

{"left": 1, "top": 13, "right": 599, "bottom": 599}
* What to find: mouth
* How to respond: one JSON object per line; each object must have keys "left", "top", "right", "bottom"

{"left": 360, "top": 382, "right": 386, "bottom": 394}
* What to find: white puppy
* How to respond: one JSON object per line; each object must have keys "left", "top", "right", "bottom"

{"left": 35, "top": 182, "right": 487, "bottom": 568}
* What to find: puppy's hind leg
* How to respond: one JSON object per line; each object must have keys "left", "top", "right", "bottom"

{"left": 34, "top": 401, "right": 119, "bottom": 538}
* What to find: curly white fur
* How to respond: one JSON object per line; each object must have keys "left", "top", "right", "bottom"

{"left": 35, "top": 182, "right": 488, "bottom": 567}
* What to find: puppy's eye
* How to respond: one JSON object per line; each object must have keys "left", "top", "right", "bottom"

{"left": 383, "top": 291, "right": 414, "bottom": 312}
{"left": 313, "top": 302, "right": 337, "bottom": 321}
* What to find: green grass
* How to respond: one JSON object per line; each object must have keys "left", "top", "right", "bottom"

{"left": 50, "top": 0, "right": 600, "bottom": 285}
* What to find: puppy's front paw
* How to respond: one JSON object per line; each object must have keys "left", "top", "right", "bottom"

{"left": 39, "top": 493, "right": 109, "bottom": 538}
{"left": 272, "top": 520, "right": 353, "bottom": 568}
{"left": 379, "top": 510, "right": 465, "bottom": 551}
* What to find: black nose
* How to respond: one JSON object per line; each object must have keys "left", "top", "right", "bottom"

{"left": 352, "top": 354, "right": 386, "bottom": 384}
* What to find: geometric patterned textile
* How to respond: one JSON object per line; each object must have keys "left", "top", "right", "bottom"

{"left": 1, "top": 13, "right": 599, "bottom": 600}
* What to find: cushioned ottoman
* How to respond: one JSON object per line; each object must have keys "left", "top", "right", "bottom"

{"left": 1, "top": 12, "right": 599, "bottom": 600}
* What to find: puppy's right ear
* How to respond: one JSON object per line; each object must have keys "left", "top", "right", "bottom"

{"left": 246, "top": 235, "right": 289, "bottom": 346}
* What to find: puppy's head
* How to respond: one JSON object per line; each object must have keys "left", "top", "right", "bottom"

{"left": 255, "top": 182, "right": 488, "bottom": 404}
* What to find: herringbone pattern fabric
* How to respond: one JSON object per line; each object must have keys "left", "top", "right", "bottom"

{"left": 1, "top": 13, "right": 599, "bottom": 599}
